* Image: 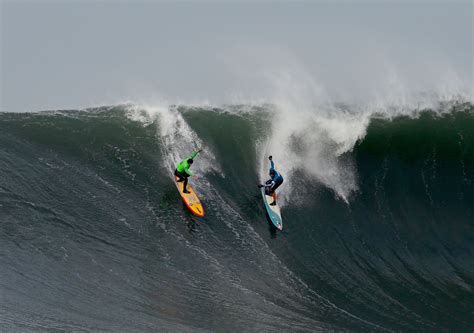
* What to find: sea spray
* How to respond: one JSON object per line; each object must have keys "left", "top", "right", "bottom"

{"left": 125, "top": 103, "right": 221, "bottom": 179}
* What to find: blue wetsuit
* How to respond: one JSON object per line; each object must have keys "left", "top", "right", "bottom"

{"left": 265, "top": 160, "right": 284, "bottom": 194}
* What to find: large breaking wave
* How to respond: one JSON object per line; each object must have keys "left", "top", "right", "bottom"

{"left": 1, "top": 100, "right": 473, "bottom": 331}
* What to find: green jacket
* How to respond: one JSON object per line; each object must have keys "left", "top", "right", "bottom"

{"left": 176, "top": 150, "right": 199, "bottom": 176}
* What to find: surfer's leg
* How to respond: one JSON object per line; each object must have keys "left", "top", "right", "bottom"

{"left": 270, "top": 191, "right": 277, "bottom": 206}
{"left": 270, "top": 180, "right": 282, "bottom": 205}
{"left": 175, "top": 169, "right": 184, "bottom": 182}
{"left": 183, "top": 176, "right": 190, "bottom": 193}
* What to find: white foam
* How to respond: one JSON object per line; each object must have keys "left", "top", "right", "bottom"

{"left": 125, "top": 103, "right": 221, "bottom": 184}
{"left": 252, "top": 59, "right": 472, "bottom": 204}
{"left": 252, "top": 69, "right": 367, "bottom": 203}
{"left": 259, "top": 110, "right": 368, "bottom": 204}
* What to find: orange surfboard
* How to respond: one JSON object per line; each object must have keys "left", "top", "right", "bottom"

{"left": 174, "top": 176, "right": 205, "bottom": 217}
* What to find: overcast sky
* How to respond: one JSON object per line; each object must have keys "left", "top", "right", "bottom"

{"left": 1, "top": 1, "right": 472, "bottom": 112}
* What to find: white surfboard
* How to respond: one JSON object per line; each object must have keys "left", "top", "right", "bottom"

{"left": 261, "top": 188, "right": 283, "bottom": 230}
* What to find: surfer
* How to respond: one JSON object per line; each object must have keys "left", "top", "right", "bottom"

{"left": 258, "top": 155, "right": 284, "bottom": 206}
{"left": 175, "top": 148, "right": 202, "bottom": 194}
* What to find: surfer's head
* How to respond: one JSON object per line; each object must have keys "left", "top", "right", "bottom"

{"left": 188, "top": 158, "right": 194, "bottom": 165}
{"left": 269, "top": 169, "right": 275, "bottom": 177}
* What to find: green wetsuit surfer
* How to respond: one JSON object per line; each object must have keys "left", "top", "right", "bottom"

{"left": 174, "top": 149, "right": 201, "bottom": 193}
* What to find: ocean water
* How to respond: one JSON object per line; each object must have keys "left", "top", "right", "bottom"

{"left": 0, "top": 100, "right": 473, "bottom": 332}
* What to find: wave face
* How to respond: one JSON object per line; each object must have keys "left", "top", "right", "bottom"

{"left": 1, "top": 103, "right": 473, "bottom": 332}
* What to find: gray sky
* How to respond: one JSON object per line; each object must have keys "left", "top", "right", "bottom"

{"left": 1, "top": 1, "right": 472, "bottom": 112}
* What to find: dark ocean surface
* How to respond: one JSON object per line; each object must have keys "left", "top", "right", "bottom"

{"left": 1, "top": 102, "right": 473, "bottom": 332}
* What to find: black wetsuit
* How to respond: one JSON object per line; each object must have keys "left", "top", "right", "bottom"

{"left": 175, "top": 169, "right": 189, "bottom": 191}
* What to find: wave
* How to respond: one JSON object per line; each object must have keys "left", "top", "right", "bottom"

{"left": 0, "top": 101, "right": 473, "bottom": 331}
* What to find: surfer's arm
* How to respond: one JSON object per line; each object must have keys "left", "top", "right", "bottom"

{"left": 188, "top": 150, "right": 199, "bottom": 160}
{"left": 184, "top": 150, "right": 201, "bottom": 176}
{"left": 184, "top": 167, "right": 193, "bottom": 177}
{"left": 269, "top": 160, "right": 275, "bottom": 172}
